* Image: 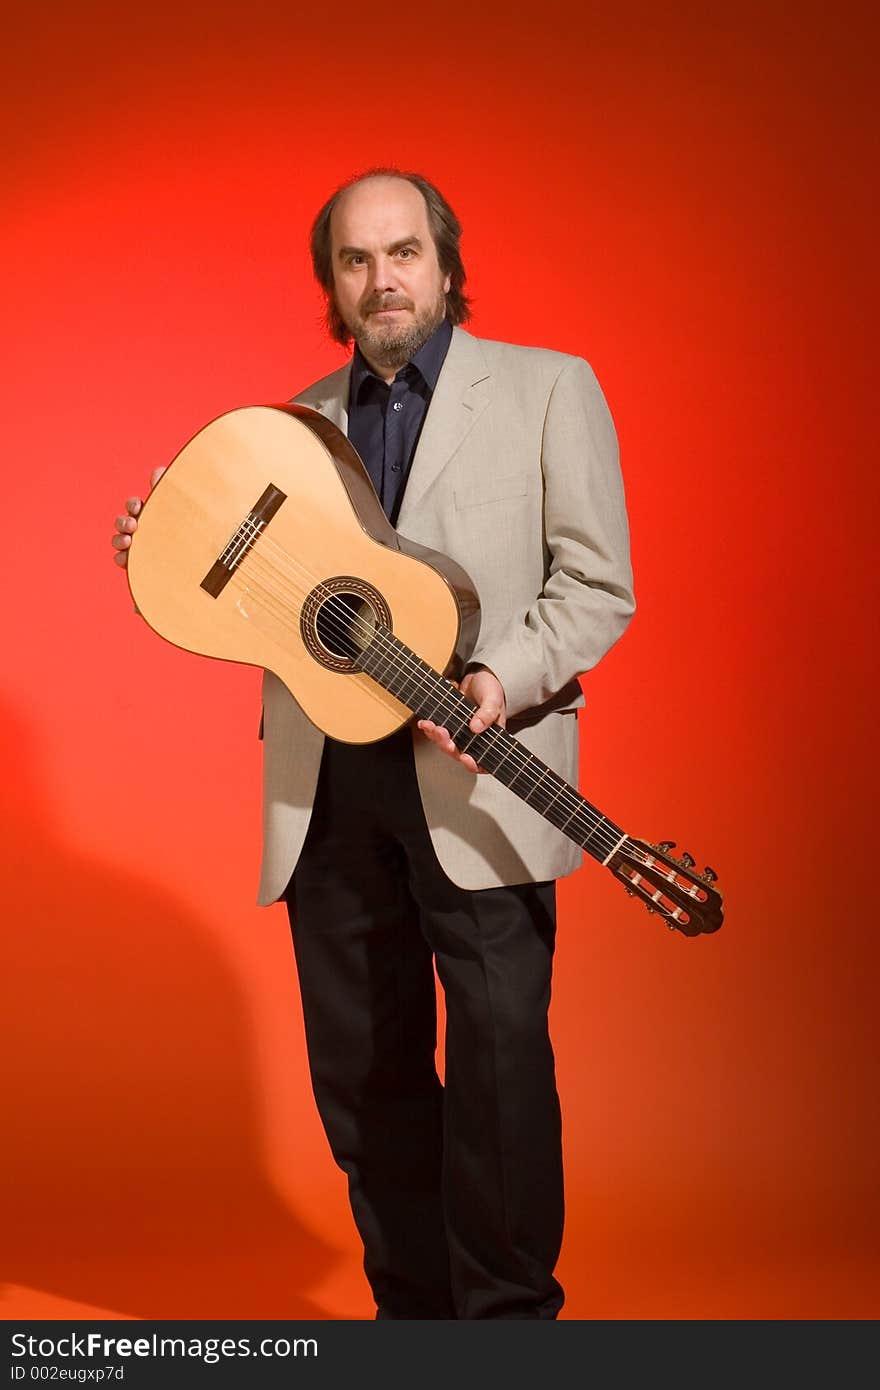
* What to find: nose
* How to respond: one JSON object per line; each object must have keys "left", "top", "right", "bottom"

{"left": 367, "top": 254, "right": 400, "bottom": 294}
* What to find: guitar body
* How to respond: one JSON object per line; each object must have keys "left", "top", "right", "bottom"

{"left": 127, "top": 403, "right": 481, "bottom": 742}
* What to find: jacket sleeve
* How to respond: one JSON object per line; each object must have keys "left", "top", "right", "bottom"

{"left": 467, "top": 356, "right": 635, "bottom": 718}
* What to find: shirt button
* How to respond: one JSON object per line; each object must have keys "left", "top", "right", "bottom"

{"left": 392, "top": 400, "right": 404, "bottom": 412}
{"left": 391, "top": 464, "right": 402, "bottom": 471}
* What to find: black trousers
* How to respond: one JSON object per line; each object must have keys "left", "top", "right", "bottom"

{"left": 283, "top": 728, "right": 565, "bottom": 1320}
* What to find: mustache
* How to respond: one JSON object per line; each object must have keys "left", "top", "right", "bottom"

{"left": 360, "top": 294, "right": 415, "bottom": 315}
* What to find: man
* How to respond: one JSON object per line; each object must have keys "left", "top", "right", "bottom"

{"left": 112, "top": 168, "right": 635, "bottom": 1319}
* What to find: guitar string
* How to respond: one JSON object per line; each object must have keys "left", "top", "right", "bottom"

{"left": 239, "top": 539, "right": 705, "bottom": 888}
{"left": 234, "top": 544, "right": 683, "bottom": 875}
{"left": 238, "top": 545, "right": 630, "bottom": 856}
{"left": 231, "top": 562, "right": 704, "bottom": 905}
{"left": 228, "top": 524, "right": 707, "bottom": 892}
{"left": 236, "top": 554, "right": 634, "bottom": 861}
{"left": 241, "top": 543, "right": 712, "bottom": 899}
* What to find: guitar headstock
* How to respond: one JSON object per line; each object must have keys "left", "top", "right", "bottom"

{"left": 606, "top": 838, "right": 723, "bottom": 937}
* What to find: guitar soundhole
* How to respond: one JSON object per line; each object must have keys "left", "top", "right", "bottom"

{"left": 301, "top": 577, "right": 392, "bottom": 672}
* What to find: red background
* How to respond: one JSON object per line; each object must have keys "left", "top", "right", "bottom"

{"left": 2, "top": 0, "right": 877, "bottom": 1319}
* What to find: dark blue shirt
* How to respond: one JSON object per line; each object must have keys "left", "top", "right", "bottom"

{"left": 347, "top": 317, "right": 452, "bottom": 525}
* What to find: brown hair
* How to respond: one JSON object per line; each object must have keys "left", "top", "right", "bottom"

{"left": 309, "top": 167, "right": 472, "bottom": 346}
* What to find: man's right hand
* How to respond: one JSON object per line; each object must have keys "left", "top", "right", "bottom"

{"left": 111, "top": 467, "right": 166, "bottom": 567}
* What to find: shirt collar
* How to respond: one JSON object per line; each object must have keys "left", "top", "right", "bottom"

{"left": 350, "top": 317, "right": 453, "bottom": 400}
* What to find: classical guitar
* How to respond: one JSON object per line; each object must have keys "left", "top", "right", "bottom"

{"left": 127, "top": 403, "right": 723, "bottom": 937}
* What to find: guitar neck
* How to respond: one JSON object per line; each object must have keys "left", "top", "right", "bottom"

{"left": 360, "top": 627, "right": 628, "bottom": 867}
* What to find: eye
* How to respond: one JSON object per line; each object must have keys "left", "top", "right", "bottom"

{"left": 397, "top": 247, "right": 415, "bottom": 259}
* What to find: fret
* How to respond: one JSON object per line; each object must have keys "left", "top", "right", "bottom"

{"left": 363, "top": 646, "right": 393, "bottom": 684}
{"left": 455, "top": 730, "right": 481, "bottom": 755}
{"left": 385, "top": 669, "right": 410, "bottom": 700}
{"left": 396, "top": 673, "right": 419, "bottom": 700}
{"left": 468, "top": 734, "right": 510, "bottom": 774}
{"left": 507, "top": 756, "right": 542, "bottom": 797}
{"left": 541, "top": 783, "right": 566, "bottom": 816}
{"left": 580, "top": 816, "right": 612, "bottom": 852}
{"left": 528, "top": 776, "right": 569, "bottom": 817}
{"left": 485, "top": 735, "right": 515, "bottom": 774}
{"left": 524, "top": 768, "right": 551, "bottom": 804}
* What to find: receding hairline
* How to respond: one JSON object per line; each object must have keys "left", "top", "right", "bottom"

{"left": 331, "top": 173, "right": 429, "bottom": 222}
{"left": 329, "top": 177, "right": 436, "bottom": 262}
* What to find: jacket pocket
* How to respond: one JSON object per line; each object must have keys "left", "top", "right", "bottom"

{"left": 506, "top": 680, "right": 586, "bottom": 731}
{"left": 454, "top": 474, "right": 528, "bottom": 509}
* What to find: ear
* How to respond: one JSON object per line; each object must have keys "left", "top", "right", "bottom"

{"left": 443, "top": 273, "right": 451, "bottom": 294}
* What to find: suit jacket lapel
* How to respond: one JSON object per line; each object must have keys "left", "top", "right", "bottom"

{"left": 299, "top": 363, "right": 350, "bottom": 431}
{"left": 297, "top": 331, "right": 490, "bottom": 523}
{"left": 396, "top": 328, "right": 491, "bottom": 526}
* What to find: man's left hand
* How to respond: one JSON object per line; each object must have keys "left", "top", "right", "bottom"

{"left": 417, "top": 667, "right": 506, "bottom": 774}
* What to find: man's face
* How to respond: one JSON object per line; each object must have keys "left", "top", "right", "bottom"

{"left": 329, "top": 177, "right": 451, "bottom": 375}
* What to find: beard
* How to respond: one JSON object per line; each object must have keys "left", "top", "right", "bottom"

{"left": 342, "top": 288, "right": 448, "bottom": 372}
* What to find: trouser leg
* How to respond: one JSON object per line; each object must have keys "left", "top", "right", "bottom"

{"left": 286, "top": 730, "right": 565, "bottom": 1319}
{"left": 284, "top": 735, "right": 454, "bottom": 1318}
{"left": 399, "top": 835, "right": 565, "bottom": 1319}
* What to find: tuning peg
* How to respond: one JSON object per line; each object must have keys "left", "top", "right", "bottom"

{"left": 681, "top": 851, "right": 695, "bottom": 868}
{"left": 656, "top": 840, "right": 675, "bottom": 854}
{"left": 703, "top": 865, "right": 718, "bottom": 882}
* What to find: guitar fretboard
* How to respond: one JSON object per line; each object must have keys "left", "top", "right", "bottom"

{"left": 361, "top": 628, "right": 627, "bottom": 865}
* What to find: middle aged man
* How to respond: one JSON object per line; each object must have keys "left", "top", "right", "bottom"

{"left": 112, "top": 167, "right": 635, "bottom": 1320}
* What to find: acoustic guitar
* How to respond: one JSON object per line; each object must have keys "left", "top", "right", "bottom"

{"left": 127, "top": 403, "right": 723, "bottom": 938}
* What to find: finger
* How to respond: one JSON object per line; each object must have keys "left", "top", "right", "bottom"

{"left": 125, "top": 497, "right": 143, "bottom": 517}
{"left": 418, "top": 720, "right": 450, "bottom": 740}
{"left": 469, "top": 702, "right": 502, "bottom": 733}
{"left": 111, "top": 533, "right": 131, "bottom": 550}
{"left": 149, "top": 466, "right": 166, "bottom": 489}
{"left": 115, "top": 514, "right": 137, "bottom": 533}
{"left": 432, "top": 725, "right": 457, "bottom": 753}
{"left": 418, "top": 718, "right": 484, "bottom": 762}
{"left": 113, "top": 550, "right": 129, "bottom": 567}
{"left": 418, "top": 721, "right": 460, "bottom": 756}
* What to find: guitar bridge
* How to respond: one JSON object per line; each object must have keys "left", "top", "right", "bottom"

{"left": 200, "top": 484, "right": 287, "bottom": 597}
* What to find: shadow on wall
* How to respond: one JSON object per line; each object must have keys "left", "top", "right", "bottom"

{"left": 1, "top": 697, "right": 336, "bottom": 1318}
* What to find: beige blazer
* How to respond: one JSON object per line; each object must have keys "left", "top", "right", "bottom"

{"left": 257, "top": 327, "right": 635, "bottom": 904}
